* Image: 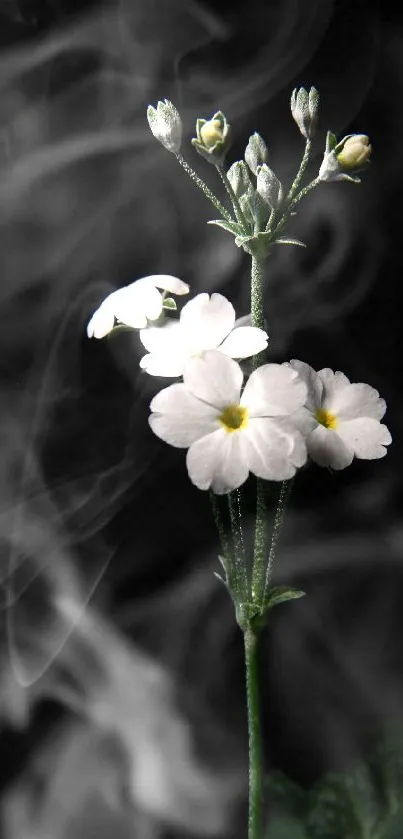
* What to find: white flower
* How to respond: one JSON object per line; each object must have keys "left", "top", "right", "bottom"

{"left": 146, "top": 100, "right": 182, "bottom": 154}
{"left": 149, "top": 350, "right": 308, "bottom": 494}
{"left": 139, "top": 292, "right": 268, "bottom": 377}
{"left": 288, "top": 360, "right": 392, "bottom": 469}
{"left": 87, "top": 275, "right": 189, "bottom": 339}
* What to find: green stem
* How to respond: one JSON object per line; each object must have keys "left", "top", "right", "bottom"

{"left": 287, "top": 138, "right": 312, "bottom": 202}
{"left": 251, "top": 479, "right": 268, "bottom": 603}
{"left": 271, "top": 177, "right": 321, "bottom": 242}
{"left": 263, "top": 479, "right": 293, "bottom": 604}
{"left": 244, "top": 626, "right": 263, "bottom": 839}
{"left": 288, "top": 176, "right": 321, "bottom": 212}
{"left": 175, "top": 154, "right": 234, "bottom": 223}
{"left": 228, "top": 490, "right": 248, "bottom": 599}
{"left": 250, "top": 255, "right": 265, "bottom": 333}
{"left": 209, "top": 490, "right": 232, "bottom": 561}
{"left": 216, "top": 164, "right": 251, "bottom": 233}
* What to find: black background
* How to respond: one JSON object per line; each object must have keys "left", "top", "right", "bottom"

{"left": 0, "top": 0, "right": 402, "bottom": 837}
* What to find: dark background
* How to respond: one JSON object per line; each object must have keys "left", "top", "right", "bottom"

{"left": 0, "top": 0, "right": 402, "bottom": 837}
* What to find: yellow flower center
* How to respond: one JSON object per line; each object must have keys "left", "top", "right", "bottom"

{"left": 219, "top": 404, "right": 249, "bottom": 433}
{"left": 200, "top": 119, "right": 223, "bottom": 148}
{"left": 315, "top": 408, "right": 338, "bottom": 429}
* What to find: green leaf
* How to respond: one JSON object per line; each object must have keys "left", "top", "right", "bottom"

{"left": 162, "top": 297, "right": 177, "bottom": 310}
{"left": 275, "top": 237, "right": 307, "bottom": 247}
{"left": 265, "top": 815, "right": 307, "bottom": 839}
{"left": 306, "top": 774, "right": 362, "bottom": 839}
{"left": 265, "top": 586, "right": 306, "bottom": 609}
{"left": 265, "top": 772, "right": 308, "bottom": 839}
{"left": 307, "top": 766, "right": 382, "bottom": 839}
{"left": 234, "top": 230, "right": 272, "bottom": 258}
{"left": 383, "top": 807, "right": 403, "bottom": 838}
{"left": 325, "top": 130, "right": 338, "bottom": 153}
{"left": 208, "top": 219, "right": 244, "bottom": 236}
{"left": 265, "top": 771, "right": 308, "bottom": 819}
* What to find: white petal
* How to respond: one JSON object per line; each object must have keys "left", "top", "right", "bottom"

{"left": 307, "top": 425, "right": 354, "bottom": 469}
{"left": 186, "top": 429, "right": 250, "bottom": 493}
{"left": 336, "top": 418, "right": 392, "bottom": 459}
{"left": 149, "top": 384, "right": 219, "bottom": 446}
{"left": 180, "top": 293, "right": 235, "bottom": 351}
{"left": 219, "top": 326, "right": 268, "bottom": 359}
{"left": 277, "top": 419, "right": 308, "bottom": 468}
{"left": 242, "top": 364, "right": 307, "bottom": 417}
{"left": 324, "top": 382, "right": 387, "bottom": 421}
{"left": 234, "top": 313, "right": 252, "bottom": 327}
{"left": 317, "top": 368, "right": 351, "bottom": 405}
{"left": 183, "top": 350, "right": 243, "bottom": 409}
{"left": 243, "top": 418, "right": 305, "bottom": 480}
{"left": 114, "top": 282, "right": 163, "bottom": 324}
{"left": 288, "top": 359, "right": 323, "bottom": 412}
{"left": 291, "top": 407, "right": 318, "bottom": 436}
{"left": 139, "top": 322, "right": 189, "bottom": 376}
{"left": 140, "top": 274, "right": 190, "bottom": 295}
{"left": 86, "top": 300, "right": 115, "bottom": 338}
{"left": 140, "top": 352, "right": 188, "bottom": 377}
{"left": 139, "top": 321, "right": 183, "bottom": 353}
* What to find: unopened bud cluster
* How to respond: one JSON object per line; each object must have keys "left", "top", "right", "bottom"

{"left": 145, "top": 89, "right": 371, "bottom": 259}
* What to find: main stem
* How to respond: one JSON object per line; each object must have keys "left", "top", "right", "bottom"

{"left": 245, "top": 254, "right": 266, "bottom": 839}
{"left": 244, "top": 626, "right": 263, "bottom": 839}
{"left": 251, "top": 255, "right": 268, "bottom": 603}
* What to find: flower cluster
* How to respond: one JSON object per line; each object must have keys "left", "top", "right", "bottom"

{"left": 149, "top": 351, "right": 391, "bottom": 493}
{"left": 86, "top": 89, "right": 386, "bottom": 499}
{"left": 87, "top": 280, "right": 391, "bottom": 495}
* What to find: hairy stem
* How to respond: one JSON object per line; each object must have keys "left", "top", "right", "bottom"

{"left": 263, "top": 479, "right": 293, "bottom": 603}
{"left": 175, "top": 154, "right": 234, "bottom": 223}
{"left": 287, "top": 138, "right": 312, "bottom": 202}
{"left": 244, "top": 626, "right": 263, "bottom": 839}
{"left": 228, "top": 489, "right": 248, "bottom": 598}
{"left": 270, "top": 177, "right": 321, "bottom": 242}
{"left": 209, "top": 491, "right": 232, "bottom": 561}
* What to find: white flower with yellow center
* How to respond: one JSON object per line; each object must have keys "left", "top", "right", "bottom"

{"left": 139, "top": 292, "right": 268, "bottom": 377}
{"left": 287, "top": 360, "right": 391, "bottom": 469}
{"left": 149, "top": 350, "right": 307, "bottom": 494}
{"left": 87, "top": 275, "right": 189, "bottom": 339}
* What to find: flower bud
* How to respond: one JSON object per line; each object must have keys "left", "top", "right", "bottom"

{"left": 147, "top": 100, "right": 182, "bottom": 154}
{"left": 227, "top": 161, "right": 254, "bottom": 198}
{"left": 336, "top": 134, "right": 371, "bottom": 170}
{"left": 318, "top": 131, "right": 371, "bottom": 183}
{"left": 244, "top": 132, "right": 269, "bottom": 175}
{"left": 290, "top": 87, "right": 319, "bottom": 139}
{"left": 191, "top": 111, "right": 231, "bottom": 164}
{"left": 256, "top": 164, "right": 283, "bottom": 209}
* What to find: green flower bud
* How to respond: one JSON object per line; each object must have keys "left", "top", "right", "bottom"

{"left": 319, "top": 131, "right": 371, "bottom": 183}
{"left": 290, "top": 87, "right": 319, "bottom": 139}
{"left": 244, "top": 132, "right": 269, "bottom": 175}
{"left": 227, "top": 161, "right": 254, "bottom": 198}
{"left": 256, "top": 164, "right": 283, "bottom": 209}
{"left": 191, "top": 111, "right": 231, "bottom": 164}
{"left": 146, "top": 100, "right": 182, "bottom": 154}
